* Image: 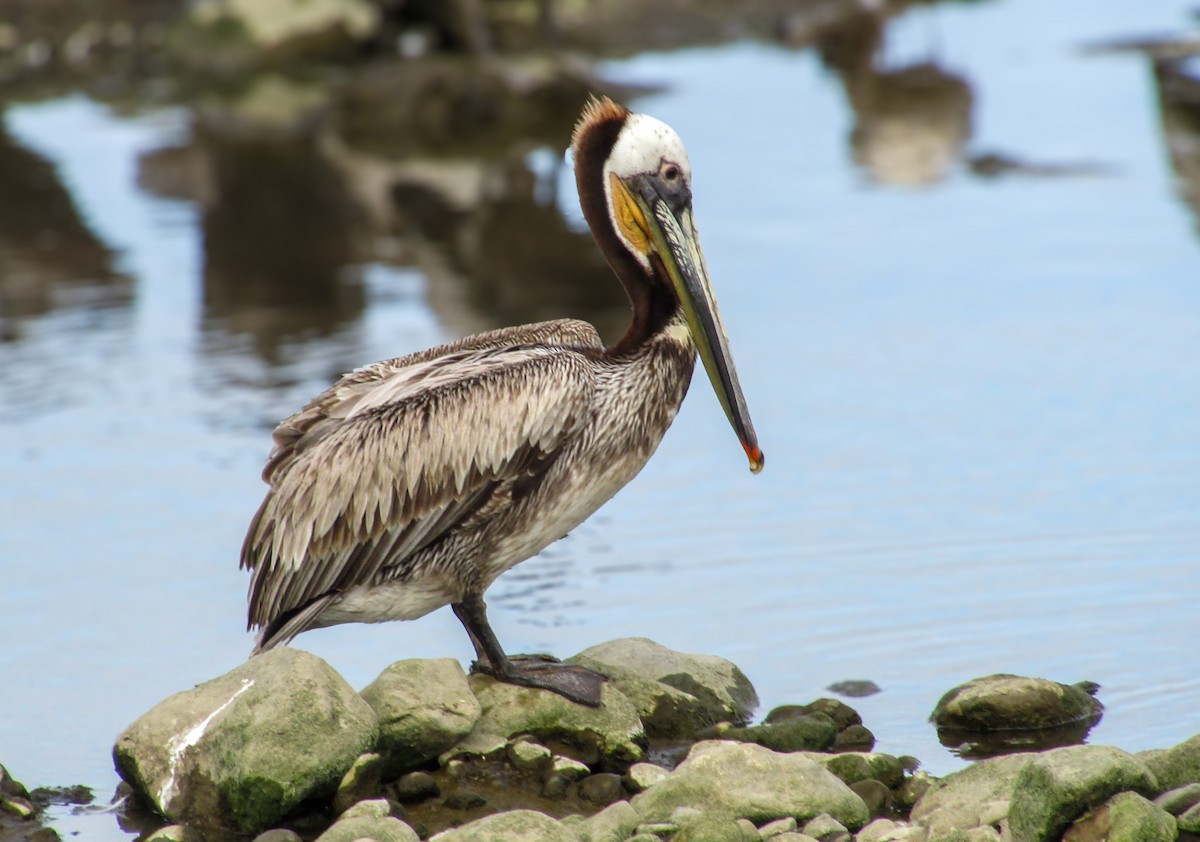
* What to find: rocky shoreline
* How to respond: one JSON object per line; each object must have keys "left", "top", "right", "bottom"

{"left": 5, "top": 638, "right": 1199, "bottom": 842}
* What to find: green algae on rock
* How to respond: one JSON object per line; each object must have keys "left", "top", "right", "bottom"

{"left": 113, "top": 648, "right": 377, "bottom": 834}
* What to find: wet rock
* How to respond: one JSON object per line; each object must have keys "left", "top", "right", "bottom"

{"left": 429, "top": 808, "right": 576, "bottom": 841}
{"left": 931, "top": 675, "right": 1103, "bottom": 733}
{"left": 570, "top": 638, "right": 758, "bottom": 736}
{"left": 394, "top": 770, "right": 441, "bottom": 803}
{"left": 630, "top": 740, "right": 869, "bottom": 829}
{"left": 1062, "top": 791, "right": 1176, "bottom": 842}
{"left": 573, "top": 799, "right": 639, "bottom": 842}
{"left": 623, "top": 762, "right": 669, "bottom": 793}
{"left": 361, "top": 658, "right": 481, "bottom": 777}
{"left": 802, "top": 812, "right": 848, "bottom": 837}
{"left": 332, "top": 751, "right": 383, "bottom": 815}
{"left": 1154, "top": 782, "right": 1200, "bottom": 814}
{"left": 1007, "top": 745, "right": 1158, "bottom": 842}
{"left": 113, "top": 648, "right": 378, "bottom": 834}
{"left": 911, "top": 752, "right": 1033, "bottom": 833}
{"left": 722, "top": 714, "right": 838, "bottom": 753}
{"left": 541, "top": 754, "right": 591, "bottom": 799}
{"left": 315, "top": 813, "right": 419, "bottom": 842}
{"left": 578, "top": 772, "right": 624, "bottom": 806}
{"left": 1141, "top": 733, "right": 1200, "bottom": 791}
{"left": 466, "top": 674, "right": 645, "bottom": 767}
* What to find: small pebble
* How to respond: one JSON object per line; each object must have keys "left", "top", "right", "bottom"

{"left": 550, "top": 755, "right": 590, "bottom": 780}
{"left": 827, "top": 679, "right": 881, "bottom": 697}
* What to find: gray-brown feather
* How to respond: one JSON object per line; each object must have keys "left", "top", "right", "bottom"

{"left": 242, "top": 320, "right": 603, "bottom": 640}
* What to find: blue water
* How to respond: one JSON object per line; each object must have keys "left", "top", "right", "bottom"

{"left": 2, "top": 0, "right": 1199, "bottom": 836}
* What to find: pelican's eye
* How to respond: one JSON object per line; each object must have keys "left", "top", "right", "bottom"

{"left": 662, "top": 163, "right": 681, "bottom": 182}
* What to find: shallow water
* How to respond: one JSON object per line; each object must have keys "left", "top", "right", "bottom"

{"left": 2, "top": 0, "right": 1199, "bottom": 836}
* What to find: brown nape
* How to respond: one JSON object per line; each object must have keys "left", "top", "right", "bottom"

{"left": 571, "top": 97, "right": 680, "bottom": 356}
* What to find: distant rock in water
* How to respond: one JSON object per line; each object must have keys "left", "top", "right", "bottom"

{"left": 931, "top": 674, "right": 1104, "bottom": 758}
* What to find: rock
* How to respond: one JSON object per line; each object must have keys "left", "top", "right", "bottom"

{"left": 850, "top": 779, "right": 892, "bottom": 818}
{"left": 429, "top": 808, "right": 577, "bottom": 841}
{"left": 182, "top": 0, "right": 379, "bottom": 56}
{"left": 578, "top": 773, "right": 624, "bottom": 806}
{"left": 113, "top": 648, "right": 378, "bottom": 834}
{"left": 360, "top": 658, "right": 481, "bottom": 776}
{"left": 1180, "top": 802, "right": 1200, "bottom": 833}
{"left": 332, "top": 752, "right": 383, "bottom": 815}
{"left": 760, "top": 816, "right": 798, "bottom": 836}
{"left": 252, "top": 830, "right": 303, "bottom": 842}
{"left": 624, "top": 763, "right": 669, "bottom": 793}
{"left": 802, "top": 812, "right": 848, "bottom": 837}
{"left": 1063, "top": 791, "right": 1177, "bottom": 842}
{"left": 570, "top": 638, "right": 758, "bottom": 736}
{"left": 507, "top": 740, "right": 552, "bottom": 774}
{"left": 252, "top": 829, "right": 302, "bottom": 842}
{"left": 315, "top": 814, "right": 420, "bottom": 842}
{"left": 444, "top": 788, "right": 487, "bottom": 810}
{"left": 673, "top": 813, "right": 760, "bottom": 841}
{"left": 1141, "top": 733, "right": 1200, "bottom": 791}
{"left": 573, "top": 800, "right": 640, "bottom": 842}
{"left": 931, "top": 675, "right": 1103, "bottom": 732}
{"left": 911, "top": 752, "right": 1033, "bottom": 833}
{"left": 339, "top": 798, "right": 391, "bottom": 819}
{"left": 394, "top": 771, "right": 441, "bottom": 803}
{"left": 833, "top": 724, "right": 876, "bottom": 752}
{"left": 827, "top": 680, "right": 882, "bottom": 698}
{"left": 466, "top": 674, "right": 645, "bottom": 767}
{"left": 630, "top": 741, "right": 869, "bottom": 829}
{"left": 721, "top": 714, "right": 838, "bottom": 753}
{"left": 767, "top": 699, "right": 862, "bottom": 731}
{"left": 1154, "top": 782, "right": 1200, "bottom": 814}
{"left": 145, "top": 825, "right": 204, "bottom": 842}
{"left": 1007, "top": 745, "right": 1159, "bottom": 842}
{"left": 895, "top": 772, "right": 934, "bottom": 811}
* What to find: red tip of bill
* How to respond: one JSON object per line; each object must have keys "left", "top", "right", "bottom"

{"left": 746, "top": 445, "right": 765, "bottom": 474}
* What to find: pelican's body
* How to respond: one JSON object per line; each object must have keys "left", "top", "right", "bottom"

{"left": 242, "top": 98, "right": 762, "bottom": 705}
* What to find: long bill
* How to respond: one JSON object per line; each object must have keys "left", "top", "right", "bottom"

{"left": 635, "top": 184, "right": 764, "bottom": 473}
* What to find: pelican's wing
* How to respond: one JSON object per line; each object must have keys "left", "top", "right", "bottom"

{"left": 241, "top": 338, "right": 600, "bottom": 643}
{"left": 264, "top": 319, "right": 601, "bottom": 481}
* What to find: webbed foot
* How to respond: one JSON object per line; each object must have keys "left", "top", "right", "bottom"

{"left": 471, "top": 654, "right": 606, "bottom": 707}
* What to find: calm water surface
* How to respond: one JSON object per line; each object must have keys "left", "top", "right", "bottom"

{"left": 2, "top": 0, "right": 1199, "bottom": 836}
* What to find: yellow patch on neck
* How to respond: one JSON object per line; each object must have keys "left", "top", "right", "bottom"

{"left": 609, "top": 172, "right": 651, "bottom": 257}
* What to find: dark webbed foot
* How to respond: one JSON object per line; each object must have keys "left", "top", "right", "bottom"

{"left": 471, "top": 654, "right": 606, "bottom": 707}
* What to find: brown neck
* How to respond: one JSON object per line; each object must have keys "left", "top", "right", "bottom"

{"left": 573, "top": 111, "right": 679, "bottom": 356}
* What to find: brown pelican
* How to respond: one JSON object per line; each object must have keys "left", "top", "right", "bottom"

{"left": 241, "top": 97, "right": 763, "bottom": 706}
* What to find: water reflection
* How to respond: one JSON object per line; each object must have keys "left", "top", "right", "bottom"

{"left": 1153, "top": 56, "right": 1200, "bottom": 232}
{"left": 814, "top": 8, "right": 973, "bottom": 186}
{"left": 0, "top": 112, "right": 130, "bottom": 341}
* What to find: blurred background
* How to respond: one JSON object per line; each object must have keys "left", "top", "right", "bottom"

{"left": 1, "top": 0, "right": 1198, "bottom": 837}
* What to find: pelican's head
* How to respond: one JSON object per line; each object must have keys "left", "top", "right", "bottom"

{"left": 572, "top": 97, "right": 763, "bottom": 473}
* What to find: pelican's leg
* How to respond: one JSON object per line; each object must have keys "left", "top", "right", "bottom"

{"left": 451, "top": 594, "right": 606, "bottom": 707}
